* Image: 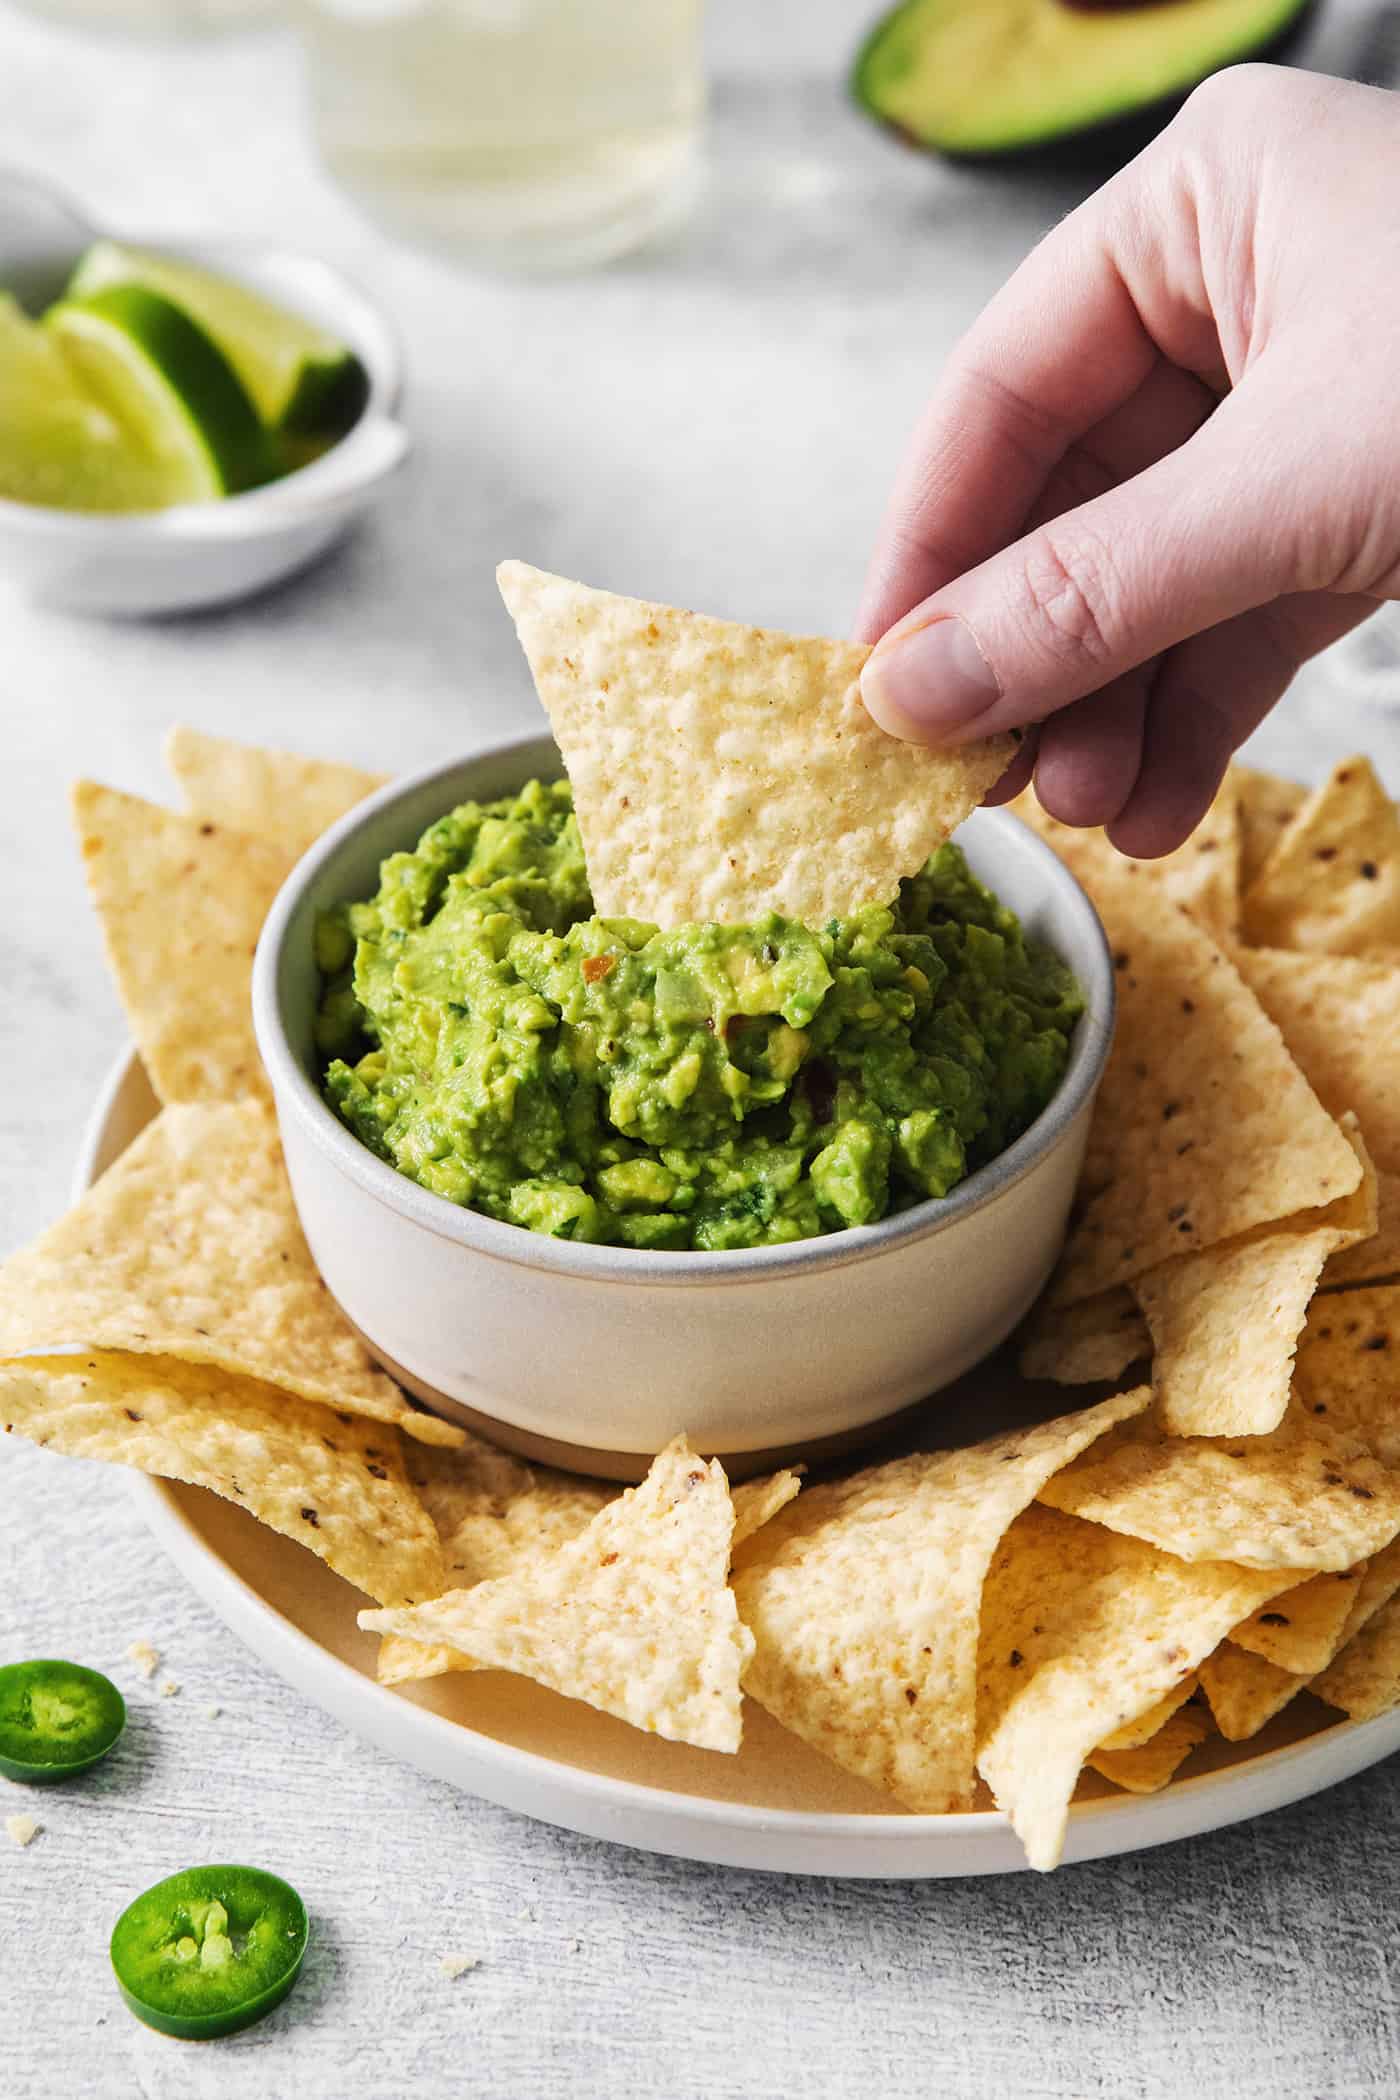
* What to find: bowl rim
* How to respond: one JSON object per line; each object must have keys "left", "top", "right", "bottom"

{"left": 252, "top": 734, "right": 1115, "bottom": 1290}
{"left": 0, "top": 234, "right": 402, "bottom": 538}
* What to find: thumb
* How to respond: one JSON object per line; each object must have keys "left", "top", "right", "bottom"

{"left": 860, "top": 391, "right": 1307, "bottom": 747}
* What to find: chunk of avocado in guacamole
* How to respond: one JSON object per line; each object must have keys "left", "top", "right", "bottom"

{"left": 317, "top": 779, "right": 1082, "bottom": 1253}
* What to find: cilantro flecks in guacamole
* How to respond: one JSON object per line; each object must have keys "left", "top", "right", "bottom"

{"left": 316, "top": 780, "right": 1082, "bottom": 1252}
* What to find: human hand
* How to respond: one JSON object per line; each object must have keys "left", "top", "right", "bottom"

{"left": 856, "top": 66, "right": 1400, "bottom": 855}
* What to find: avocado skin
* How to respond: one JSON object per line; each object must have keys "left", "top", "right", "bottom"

{"left": 852, "top": 0, "right": 1318, "bottom": 173}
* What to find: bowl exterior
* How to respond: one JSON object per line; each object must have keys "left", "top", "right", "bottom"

{"left": 255, "top": 736, "right": 1112, "bottom": 1466}
{"left": 278, "top": 1093, "right": 1091, "bottom": 1460}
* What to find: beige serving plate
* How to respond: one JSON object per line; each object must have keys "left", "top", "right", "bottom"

{"left": 84, "top": 1050, "right": 1400, "bottom": 1878}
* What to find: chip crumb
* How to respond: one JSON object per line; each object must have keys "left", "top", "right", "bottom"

{"left": 565, "top": 1938, "right": 581, "bottom": 1954}
{"left": 5, "top": 1814, "right": 40, "bottom": 1849}
{"left": 439, "top": 1953, "right": 479, "bottom": 1980}
{"left": 203, "top": 1703, "right": 222, "bottom": 1720}
{"left": 126, "top": 1638, "right": 160, "bottom": 1680}
{"left": 158, "top": 1678, "right": 181, "bottom": 1699}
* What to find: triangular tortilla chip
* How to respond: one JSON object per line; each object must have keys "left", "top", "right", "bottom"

{"left": 1230, "top": 1564, "right": 1369, "bottom": 1675}
{"left": 1313, "top": 1590, "right": 1400, "bottom": 1719}
{"left": 0, "top": 1102, "right": 461, "bottom": 1448}
{"left": 1045, "top": 855, "right": 1361, "bottom": 1303}
{"left": 362, "top": 1438, "right": 754, "bottom": 1752}
{"left": 1096, "top": 1674, "right": 1200, "bottom": 1751}
{"left": 0, "top": 1353, "right": 441, "bottom": 1605}
{"left": 1150, "top": 772, "right": 1241, "bottom": 936}
{"left": 1038, "top": 1409, "right": 1400, "bottom": 1571}
{"left": 496, "top": 561, "right": 1013, "bottom": 926}
{"left": 1011, "top": 775, "right": 1240, "bottom": 936}
{"left": 1323, "top": 1170, "right": 1400, "bottom": 1289}
{"left": 165, "top": 724, "right": 387, "bottom": 861}
{"left": 1088, "top": 1705, "right": 1211, "bottom": 1793}
{"left": 1017, "top": 1288, "right": 1150, "bottom": 1386}
{"left": 1199, "top": 1540, "right": 1400, "bottom": 1735}
{"left": 1197, "top": 1643, "right": 1306, "bottom": 1740}
{"left": 1235, "top": 946, "right": 1400, "bottom": 1174}
{"left": 1132, "top": 1118, "right": 1375, "bottom": 1437}
{"left": 72, "top": 780, "right": 291, "bottom": 1104}
{"left": 1241, "top": 755, "right": 1400, "bottom": 955}
{"left": 731, "top": 1390, "right": 1147, "bottom": 1814}
{"left": 1233, "top": 763, "right": 1305, "bottom": 888}
{"left": 976, "top": 1506, "right": 1288, "bottom": 1869}
{"left": 1294, "top": 1284, "right": 1400, "bottom": 1465}
{"left": 378, "top": 1442, "right": 798, "bottom": 1689}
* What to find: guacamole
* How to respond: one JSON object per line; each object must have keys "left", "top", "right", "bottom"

{"left": 317, "top": 779, "right": 1082, "bottom": 1252}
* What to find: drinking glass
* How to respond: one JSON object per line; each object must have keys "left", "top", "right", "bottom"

{"left": 295, "top": 0, "right": 705, "bottom": 272}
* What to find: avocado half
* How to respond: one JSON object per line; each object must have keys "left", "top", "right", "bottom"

{"left": 853, "top": 0, "right": 1317, "bottom": 168}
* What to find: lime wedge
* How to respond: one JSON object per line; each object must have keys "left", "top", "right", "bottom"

{"left": 68, "top": 242, "right": 369, "bottom": 435}
{"left": 46, "top": 286, "right": 274, "bottom": 499}
{"left": 0, "top": 292, "right": 193, "bottom": 513}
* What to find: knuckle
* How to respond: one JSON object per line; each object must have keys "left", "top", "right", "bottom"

{"left": 1179, "top": 62, "right": 1270, "bottom": 130}
{"left": 1018, "top": 529, "right": 1123, "bottom": 672}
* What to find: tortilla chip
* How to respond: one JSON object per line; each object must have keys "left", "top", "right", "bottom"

{"left": 378, "top": 1445, "right": 799, "bottom": 1689}
{"left": 1241, "top": 756, "right": 1400, "bottom": 955}
{"left": 0, "top": 1101, "right": 460, "bottom": 1448}
{"left": 362, "top": 1439, "right": 754, "bottom": 1752}
{"left": 1096, "top": 1674, "right": 1200, "bottom": 1752}
{"left": 1335, "top": 1534, "right": 1400, "bottom": 1643}
{"left": 1235, "top": 947, "right": 1400, "bottom": 1173}
{"left": 1313, "top": 1591, "right": 1400, "bottom": 1719}
{"left": 976, "top": 1506, "right": 1288, "bottom": 1869}
{"left": 1047, "top": 856, "right": 1361, "bottom": 1303}
{"left": 1038, "top": 1410, "right": 1400, "bottom": 1572}
{"left": 1198, "top": 1644, "right": 1307, "bottom": 1740}
{"left": 1088, "top": 1705, "right": 1211, "bottom": 1793}
{"left": 1234, "top": 764, "right": 1305, "bottom": 888}
{"left": 1152, "top": 773, "right": 1241, "bottom": 936}
{"left": 1012, "top": 776, "right": 1239, "bottom": 936}
{"left": 1017, "top": 1288, "right": 1150, "bottom": 1386}
{"left": 1134, "top": 1197, "right": 1370, "bottom": 1439}
{"left": 1230, "top": 1564, "right": 1370, "bottom": 1675}
{"left": 72, "top": 781, "right": 291, "bottom": 1105}
{"left": 1323, "top": 1171, "right": 1400, "bottom": 1290}
{"left": 376, "top": 1438, "right": 610, "bottom": 1686}
{"left": 1294, "top": 1285, "right": 1400, "bottom": 1466}
{"left": 496, "top": 561, "right": 1013, "bottom": 927}
{"left": 0, "top": 1352, "right": 441, "bottom": 1605}
{"left": 166, "top": 724, "right": 386, "bottom": 860}
{"left": 731, "top": 1389, "right": 1147, "bottom": 1814}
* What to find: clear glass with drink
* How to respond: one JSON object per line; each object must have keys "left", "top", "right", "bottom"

{"left": 296, "top": 0, "right": 705, "bottom": 272}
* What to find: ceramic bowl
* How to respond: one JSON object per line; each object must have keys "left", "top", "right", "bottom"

{"left": 252, "top": 735, "right": 1115, "bottom": 1479}
{"left": 0, "top": 220, "right": 406, "bottom": 616}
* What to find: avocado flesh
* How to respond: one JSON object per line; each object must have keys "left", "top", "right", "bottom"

{"left": 854, "top": 0, "right": 1315, "bottom": 160}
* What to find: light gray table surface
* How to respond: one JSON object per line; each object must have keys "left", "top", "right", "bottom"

{"left": 6, "top": 4, "right": 1400, "bottom": 2095}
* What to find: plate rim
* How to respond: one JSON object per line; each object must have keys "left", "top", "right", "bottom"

{"left": 80, "top": 1046, "right": 1400, "bottom": 1878}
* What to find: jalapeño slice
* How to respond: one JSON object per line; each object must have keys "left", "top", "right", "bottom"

{"left": 111, "top": 1864, "right": 309, "bottom": 2040}
{"left": 0, "top": 1660, "right": 126, "bottom": 1784}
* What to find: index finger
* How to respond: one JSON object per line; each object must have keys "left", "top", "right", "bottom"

{"left": 855, "top": 184, "right": 1161, "bottom": 643}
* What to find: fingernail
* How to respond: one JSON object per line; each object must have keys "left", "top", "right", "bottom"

{"left": 861, "top": 616, "right": 1001, "bottom": 743}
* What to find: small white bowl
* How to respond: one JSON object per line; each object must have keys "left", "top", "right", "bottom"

{"left": 253, "top": 736, "right": 1115, "bottom": 1479}
{"left": 0, "top": 230, "right": 406, "bottom": 615}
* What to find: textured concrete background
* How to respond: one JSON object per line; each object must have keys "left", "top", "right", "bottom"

{"left": 5, "top": 2, "right": 1400, "bottom": 2092}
